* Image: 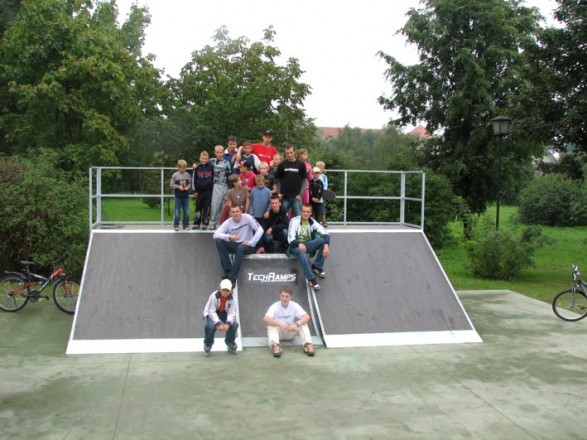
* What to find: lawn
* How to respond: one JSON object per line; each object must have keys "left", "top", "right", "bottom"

{"left": 100, "top": 199, "right": 586, "bottom": 304}
{"left": 436, "top": 205, "right": 587, "bottom": 303}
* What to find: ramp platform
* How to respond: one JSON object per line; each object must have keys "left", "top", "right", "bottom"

{"left": 67, "top": 227, "right": 481, "bottom": 354}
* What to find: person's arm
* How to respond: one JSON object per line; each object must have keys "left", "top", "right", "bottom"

{"left": 213, "top": 219, "right": 231, "bottom": 241}
{"left": 170, "top": 173, "right": 177, "bottom": 190}
{"left": 298, "top": 178, "right": 307, "bottom": 199}
{"left": 204, "top": 293, "right": 221, "bottom": 325}
{"left": 227, "top": 298, "right": 237, "bottom": 324}
{"left": 248, "top": 215, "right": 264, "bottom": 247}
{"left": 264, "top": 314, "right": 288, "bottom": 329}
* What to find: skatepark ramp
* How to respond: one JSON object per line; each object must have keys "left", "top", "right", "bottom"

{"left": 67, "top": 228, "right": 481, "bottom": 354}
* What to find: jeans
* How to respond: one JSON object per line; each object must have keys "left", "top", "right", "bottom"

{"left": 290, "top": 238, "right": 326, "bottom": 280}
{"left": 263, "top": 229, "right": 288, "bottom": 250}
{"left": 215, "top": 239, "right": 255, "bottom": 281}
{"left": 173, "top": 197, "right": 189, "bottom": 226}
{"left": 204, "top": 315, "right": 238, "bottom": 347}
{"left": 282, "top": 197, "right": 301, "bottom": 217}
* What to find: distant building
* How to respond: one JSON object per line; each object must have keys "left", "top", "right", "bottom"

{"left": 408, "top": 125, "right": 432, "bottom": 140}
{"left": 317, "top": 126, "right": 384, "bottom": 141}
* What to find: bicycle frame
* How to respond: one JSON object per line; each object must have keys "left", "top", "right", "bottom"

{"left": 4, "top": 266, "right": 64, "bottom": 298}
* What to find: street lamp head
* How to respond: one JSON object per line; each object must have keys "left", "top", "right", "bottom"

{"left": 491, "top": 116, "right": 512, "bottom": 137}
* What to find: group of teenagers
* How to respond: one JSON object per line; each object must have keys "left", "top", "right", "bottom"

{"left": 170, "top": 130, "right": 332, "bottom": 357}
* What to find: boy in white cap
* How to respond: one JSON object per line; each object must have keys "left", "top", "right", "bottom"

{"left": 202, "top": 279, "right": 239, "bottom": 355}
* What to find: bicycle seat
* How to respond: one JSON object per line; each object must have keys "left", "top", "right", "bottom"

{"left": 20, "top": 261, "right": 36, "bottom": 267}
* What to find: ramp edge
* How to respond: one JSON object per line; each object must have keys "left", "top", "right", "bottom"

{"left": 323, "top": 330, "right": 483, "bottom": 348}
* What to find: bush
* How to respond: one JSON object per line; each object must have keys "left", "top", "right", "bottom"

{"left": 0, "top": 150, "right": 88, "bottom": 277}
{"left": 466, "top": 220, "right": 550, "bottom": 280}
{"left": 518, "top": 174, "right": 587, "bottom": 226}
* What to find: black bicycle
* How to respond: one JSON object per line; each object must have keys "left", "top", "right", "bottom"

{"left": 0, "top": 255, "right": 80, "bottom": 314}
{"left": 552, "top": 264, "right": 587, "bottom": 322}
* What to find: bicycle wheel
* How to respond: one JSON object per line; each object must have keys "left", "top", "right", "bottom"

{"left": 552, "top": 289, "right": 587, "bottom": 322}
{"left": 0, "top": 275, "right": 30, "bottom": 312}
{"left": 52, "top": 279, "right": 80, "bottom": 314}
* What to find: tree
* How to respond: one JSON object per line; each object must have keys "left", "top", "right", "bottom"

{"left": 378, "top": 0, "right": 543, "bottom": 214}
{"left": 0, "top": 0, "right": 166, "bottom": 169}
{"left": 0, "top": 150, "right": 88, "bottom": 277}
{"left": 167, "top": 26, "right": 316, "bottom": 157}
{"left": 522, "top": 0, "right": 587, "bottom": 152}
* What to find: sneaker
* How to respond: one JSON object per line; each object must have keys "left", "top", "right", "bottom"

{"left": 207, "top": 224, "right": 217, "bottom": 230}
{"left": 308, "top": 278, "right": 320, "bottom": 290}
{"left": 312, "top": 266, "right": 326, "bottom": 278}
{"left": 227, "top": 343, "right": 238, "bottom": 354}
{"left": 192, "top": 224, "right": 201, "bottom": 230}
{"left": 303, "top": 342, "right": 315, "bottom": 357}
{"left": 173, "top": 226, "right": 179, "bottom": 231}
{"left": 204, "top": 344, "right": 212, "bottom": 356}
{"left": 272, "top": 343, "right": 282, "bottom": 358}
{"left": 183, "top": 225, "right": 191, "bottom": 230}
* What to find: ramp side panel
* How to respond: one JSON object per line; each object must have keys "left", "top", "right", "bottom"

{"left": 236, "top": 258, "right": 316, "bottom": 339}
{"left": 72, "top": 231, "right": 222, "bottom": 341}
{"left": 317, "top": 231, "right": 473, "bottom": 335}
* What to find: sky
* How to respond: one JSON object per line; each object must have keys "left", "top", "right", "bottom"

{"left": 116, "top": 0, "right": 558, "bottom": 130}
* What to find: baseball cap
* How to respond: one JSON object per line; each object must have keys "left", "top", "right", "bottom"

{"left": 264, "top": 129, "right": 273, "bottom": 136}
{"left": 220, "top": 279, "right": 232, "bottom": 290}
{"left": 312, "top": 166, "right": 321, "bottom": 173}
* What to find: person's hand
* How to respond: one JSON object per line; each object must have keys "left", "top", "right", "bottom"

{"left": 323, "top": 244, "right": 330, "bottom": 258}
{"left": 267, "top": 227, "right": 272, "bottom": 234}
{"left": 229, "top": 234, "right": 239, "bottom": 241}
{"left": 299, "top": 243, "right": 307, "bottom": 253}
{"left": 263, "top": 211, "right": 269, "bottom": 219}
{"left": 242, "top": 240, "right": 252, "bottom": 247}
{"left": 218, "top": 324, "right": 229, "bottom": 332}
{"left": 295, "top": 195, "right": 301, "bottom": 200}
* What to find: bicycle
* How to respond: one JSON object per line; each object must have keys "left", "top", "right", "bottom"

{"left": 552, "top": 264, "right": 587, "bottom": 322}
{"left": 0, "top": 255, "right": 80, "bottom": 314}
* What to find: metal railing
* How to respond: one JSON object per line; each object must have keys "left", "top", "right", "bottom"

{"left": 88, "top": 167, "right": 425, "bottom": 230}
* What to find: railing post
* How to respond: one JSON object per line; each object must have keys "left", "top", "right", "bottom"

{"left": 421, "top": 172, "right": 426, "bottom": 230}
{"left": 400, "top": 172, "right": 406, "bottom": 225}
{"left": 88, "top": 167, "right": 93, "bottom": 233}
{"left": 160, "top": 168, "right": 165, "bottom": 225}
{"left": 343, "top": 171, "right": 348, "bottom": 225}
{"left": 96, "top": 168, "right": 102, "bottom": 229}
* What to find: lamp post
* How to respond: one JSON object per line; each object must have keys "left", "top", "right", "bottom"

{"left": 491, "top": 116, "right": 511, "bottom": 231}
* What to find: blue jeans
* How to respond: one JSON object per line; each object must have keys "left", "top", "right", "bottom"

{"left": 204, "top": 315, "right": 238, "bottom": 347}
{"left": 290, "top": 238, "right": 326, "bottom": 280}
{"left": 263, "top": 229, "right": 288, "bottom": 249}
{"left": 173, "top": 197, "right": 189, "bottom": 226}
{"left": 282, "top": 197, "right": 301, "bottom": 217}
{"left": 215, "top": 239, "right": 255, "bottom": 281}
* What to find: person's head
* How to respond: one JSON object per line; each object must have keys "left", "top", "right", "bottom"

{"left": 263, "top": 130, "right": 273, "bottom": 145}
{"left": 297, "top": 148, "right": 308, "bottom": 161}
{"left": 270, "top": 195, "right": 282, "bottom": 212}
{"left": 242, "top": 140, "right": 252, "bottom": 155}
{"left": 316, "top": 161, "right": 326, "bottom": 172}
{"left": 284, "top": 145, "right": 296, "bottom": 161}
{"left": 219, "top": 279, "right": 232, "bottom": 296}
{"left": 230, "top": 204, "right": 243, "bottom": 222}
{"left": 239, "top": 161, "right": 251, "bottom": 174}
{"left": 255, "top": 174, "right": 265, "bottom": 188}
{"left": 279, "top": 285, "right": 293, "bottom": 307}
{"left": 258, "top": 161, "right": 270, "bottom": 175}
{"left": 272, "top": 153, "right": 282, "bottom": 167}
{"left": 214, "top": 145, "right": 224, "bottom": 159}
{"left": 229, "top": 174, "right": 240, "bottom": 187}
{"left": 312, "top": 166, "right": 321, "bottom": 179}
{"left": 227, "top": 136, "right": 238, "bottom": 152}
{"left": 199, "top": 151, "right": 209, "bottom": 165}
{"left": 177, "top": 159, "right": 187, "bottom": 171}
{"left": 301, "top": 204, "right": 313, "bottom": 221}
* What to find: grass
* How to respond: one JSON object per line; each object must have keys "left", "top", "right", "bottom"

{"left": 436, "top": 205, "right": 587, "bottom": 304}
{"left": 99, "top": 199, "right": 586, "bottom": 304}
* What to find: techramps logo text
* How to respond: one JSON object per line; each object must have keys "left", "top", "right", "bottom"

{"left": 246, "top": 272, "right": 297, "bottom": 283}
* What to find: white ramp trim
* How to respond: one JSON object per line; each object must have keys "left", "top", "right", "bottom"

{"left": 323, "top": 330, "right": 482, "bottom": 348}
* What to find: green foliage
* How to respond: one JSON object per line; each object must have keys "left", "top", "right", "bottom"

{"left": 422, "top": 171, "right": 459, "bottom": 248}
{"left": 0, "top": 0, "right": 166, "bottom": 168}
{"left": 466, "top": 218, "right": 549, "bottom": 280}
{"left": 378, "top": 0, "right": 543, "bottom": 214}
{"left": 167, "top": 26, "right": 316, "bottom": 158}
{"left": 0, "top": 150, "right": 88, "bottom": 277}
{"left": 521, "top": 0, "right": 587, "bottom": 152}
{"left": 518, "top": 173, "right": 587, "bottom": 226}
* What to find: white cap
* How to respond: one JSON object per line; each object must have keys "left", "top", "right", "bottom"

{"left": 220, "top": 279, "right": 232, "bottom": 290}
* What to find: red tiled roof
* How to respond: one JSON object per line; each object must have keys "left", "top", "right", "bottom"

{"left": 409, "top": 125, "right": 431, "bottom": 139}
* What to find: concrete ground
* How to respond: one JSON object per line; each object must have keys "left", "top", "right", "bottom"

{"left": 1, "top": 290, "right": 586, "bottom": 440}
